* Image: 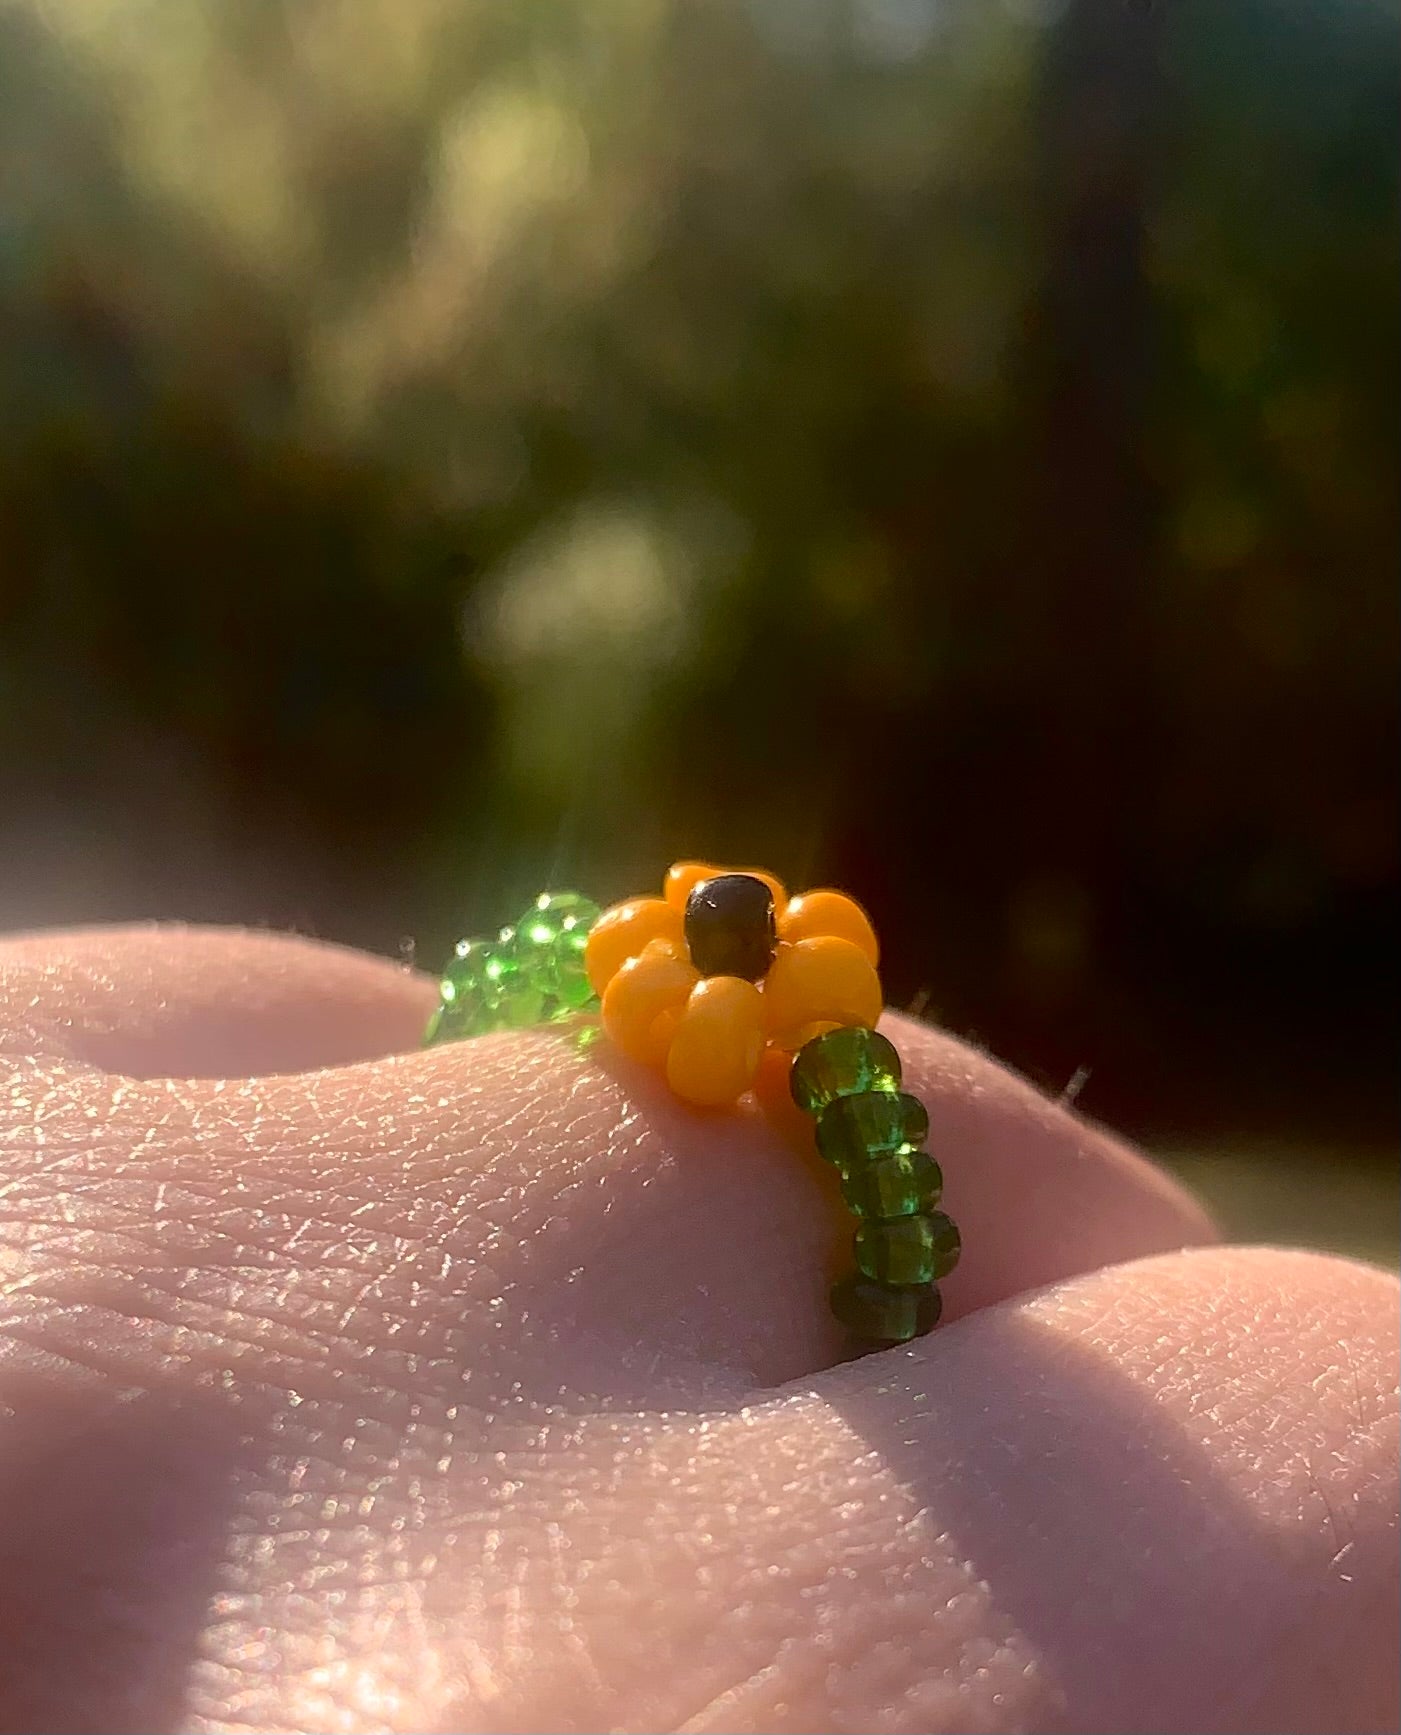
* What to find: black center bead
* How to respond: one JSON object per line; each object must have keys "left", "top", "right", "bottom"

{"left": 684, "top": 873, "right": 776, "bottom": 981}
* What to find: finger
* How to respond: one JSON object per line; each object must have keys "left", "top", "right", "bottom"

{"left": 0, "top": 928, "right": 1212, "bottom": 1391}
{"left": 884, "top": 1008, "right": 1218, "bottom": 1315}
{"left": 489, "top": 1246, "right": 1398, "bottom": 1735}
{"left": 0, "top": 924, "right": 434, "bottom": 1076}
{"left": 373, "top": 1010, "right": 1214, "bottom": 1384}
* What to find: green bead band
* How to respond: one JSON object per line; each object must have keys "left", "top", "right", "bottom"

{"left": 790, "top": 1023, "right": 959, "bottom": 1348}
{"left": 424, "top": 890, "right": 600, "bottom": 1043}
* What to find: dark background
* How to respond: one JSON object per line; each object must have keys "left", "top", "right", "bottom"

{"left": 1, "top": 0, "right": 1395, "bottom": 1252}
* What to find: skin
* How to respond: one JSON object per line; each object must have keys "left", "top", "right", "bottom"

{"left": 0, "top": 925, "right": 1394, "bottom": 1735}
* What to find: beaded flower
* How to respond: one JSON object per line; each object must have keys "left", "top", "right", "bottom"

{"left": 584, "top": 860, "right": 884, "bottom": 1107}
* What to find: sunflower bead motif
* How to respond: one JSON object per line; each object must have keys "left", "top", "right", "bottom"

{"left": 424, "top": 862, "right": 958, "bottom": 1346}
{"left": 585, "top": 861, "right": 883, "bottom": 1107}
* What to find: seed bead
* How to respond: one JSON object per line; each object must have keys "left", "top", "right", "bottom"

{"left": 815, "top": 1090, "right": 930, "bottom": 1170}
{"left": 830, "top": 1275, "right": 943, "bottom": 1343}
{"left": 763, "top": 936, "right": 883, "bottom": 1040}
{"left": 841, "top": 1148, "right": 943, "bottom": 1217}
{"left": 778, "top": 890, "right": 879, "bottom": 965}
{"left": 684, "top": 873, "right": 776, "bottom": 980}
{"left": 586, "top": 897, "right": 684, "bottom": 996}
{"left": 600, "top": 939, "right": 699, "bottom": 1065}
{"left": 790, "top": 1025, "right": 902, "bottom": 1115}
{"left": 854, "top": 1215, "right": 941, "bottom": 1284}
{"left": 665, "top": 976, "right": 766, "bottom": 1107}
{"left": 664, "top": 861, "right": 725, "bottom": 911}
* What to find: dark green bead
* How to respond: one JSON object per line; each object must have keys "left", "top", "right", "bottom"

{"left": 790, "top": 1025, "right": 902, "bottom": 1116}
{"left": 683, "top": 873, "right": 776, "bottom": 980}
{"left": 830, "top": 1274, "right": 942, "bottom": 1343}
{"left": 841, "top": 1148, "right": 943, "bottom": 1217}
{"left": 924, "top": 1211, "right": 961, "bottom": 1278}
{"left": 855, "top": 1213, "right": 957, "bottom": 1284}
{"left": 815, "top": 1090, "right": 929, "bottom": 1169}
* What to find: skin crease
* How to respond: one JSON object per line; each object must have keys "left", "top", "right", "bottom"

{"left": 0, "top": 927, "right": 1391, "bottom": 1734}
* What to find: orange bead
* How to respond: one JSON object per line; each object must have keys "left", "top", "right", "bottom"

{"left": 778, "top": 889, "right": 878, "bottom": 965}
{"left": 768, "top": 1017, "right": 841, "bottom": 1055}
{"left": 762, "top": 936, "right": 883, "bottom": 1039}
{"left": 586, "top": 896, "right": 684, "bottom": 995}
{"left": 663, "top": 860, "right": 723, "bottom": 911}
{"left": 750, "top": 1048, "right": 849, "bottom": 1268}
{"left": 601, "top": 939, "right": 698, "bottom": 1065}
{"left": 664, "top": 976, "right": 765, "bottom": 1107}
{"left": 751, "top": 1043, "right": 817, "bottom": 1143}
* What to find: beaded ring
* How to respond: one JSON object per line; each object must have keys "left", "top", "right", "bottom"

{"left": 424, "top": 862, "right": 960, "bottom": 1347}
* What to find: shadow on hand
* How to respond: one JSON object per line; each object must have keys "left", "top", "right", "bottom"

{"left": 0, "top": 1379, "right": 249, "bottom": 1735}
{"left": 818, "top": 1303, "right": 1329, "bottom": 1735}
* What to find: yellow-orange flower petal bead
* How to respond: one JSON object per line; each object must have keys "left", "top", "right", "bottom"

{"left": 601, "top": 939, "right": 698, "bottom": 1065}
{"left": 762, "top": 936, "right": 883, "bottom": 1040}
{"left": 778, "top": 889, "right": 878, "bottom": 965}
{"left": 586, "top": 896, "right": 684, "bottom": 996}
{"left": 752, "top": 1042, "right": 819, "bottom": 1141}
{"left": 665, "top": 976, "right": 765, "bottom": 1107}
{"left": 664, "top": 861, "right": 724, "bottom": 911}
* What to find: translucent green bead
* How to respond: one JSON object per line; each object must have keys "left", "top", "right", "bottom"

{"left": 434, "top": 939, "right": 495, "bottom": 1036}
{"left": 924, "top": 1211, "right": 961, "bottom": 1277}
{"left": 790, "top": 1026, "right": 902, "bottom": 1116}
{"left": 483, "top": 931, "right": 548, "bottom": 1027}
{"left": 511, "top": 892, "right": 600, "bottom": 1011}
{"left": 514, "top": 892, "right": 600, "bottom": 954}
{"left": 840, "top": 1148, "right": 943, "bottom": 1217}
{"left": 543, "top": 894, "right": 602, "bottom": 1007}
{"left": 830, "top": 1274, "right": 942, "bottom": 1343}
{"left": 815, "top": 1089, "right": 929, "bottom": 1170}
{"left": 854, "top": 1213, "right": 959, "bottom": 1284}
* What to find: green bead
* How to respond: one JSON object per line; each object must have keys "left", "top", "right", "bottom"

{"left": 790, "top": 1026, "right": 902, "bottom": 1116}
{"left": 543, "top": 894, "right": 601, "bottom": 1007}
{"left": 514, "top": 892, "right": 600, "bottom": 953}
{"left": 423, "top": 899, "right": 602, "bottom": 1044}
{"left": 841, "top": 1148, "right": 943, "bottom": 1217}
{"left": 483, "top": 930, "right": 548, "bottom": 1027}
{"left": 924, "top": 1211, "right": 961, "bottom": 1277}
{"left": 511, "top": 892, "right": 600, "bottom": 1011}
{"left": 443, "top": 936, "right": 491, "bottom": 993}
{"left": 855, "top": 1214, "right": 956, "bottom": 1284}
{"left": 434, "top": 939, "right": 495, "bottom": 1036}
{"left": 815, "top": 1090, "right": 929, "bottom": 1170}
{"left": 830, "top": 1274, "right": 942, "bottom": 1343}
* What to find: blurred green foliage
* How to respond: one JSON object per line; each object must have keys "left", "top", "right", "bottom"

{"left": 0, "top": 0, "right": 1395, "bottom": 1140}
